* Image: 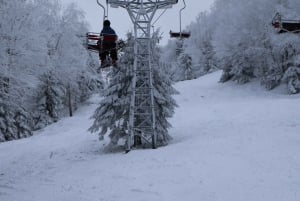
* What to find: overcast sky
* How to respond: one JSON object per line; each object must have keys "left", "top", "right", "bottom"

{"left": 61, "top": 0, "right": 215, "bottom": 45}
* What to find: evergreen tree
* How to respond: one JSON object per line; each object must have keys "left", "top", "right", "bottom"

{"left": 281, "top": 46, "right": 300, "bottom": 94}
{"left": 34, "top": 71, "right": 66, "bottom": 129}
{"left": 89, "top": 33, "right": 134, "bottom": 145}
{"left": 90, "top": 31, "right": 178, "bottom": 148}
{"left": 199, "top": 40, "right": 218, "bottom": 74}
{"left": 0, "top": 105, "right": 17, "bottom": 142}
{"left": 0, "top": 75, "right": 15, "bottom": 141}
{"left": 173, "top": 0, "right": 300, "bottom": 94}
{"left": 0, "top": 75, "right": 33, "bottom": 141}
{"left": 220, "top": 43, "right": 255, "bottom": 84}
{"left": 14, "top": 108, "right": 33, "bottom": 139}
{"left": 151, "top": 31, "right": 179, "bottom": 144}
{"left": 0, "top": 0, "right": 96, "bottom": 141}
{"left": 283, "top": 65, "right": 300, "bottom": 94}
{"left": 77, "top": 71, "right": 103, "bottom": 103}
{"left": 175, "top": 53, "right": 193, "bottom": 81}
{"left": 184, "top": 11, "right": 218, "bottom": 77}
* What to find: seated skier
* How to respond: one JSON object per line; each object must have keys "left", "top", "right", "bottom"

{"left": 98, "top": 20, "right": 118, "bottom": 67}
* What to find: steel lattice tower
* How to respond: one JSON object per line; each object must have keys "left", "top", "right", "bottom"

{"left": 107, "top": 0, "right": 178, "bottom": 151}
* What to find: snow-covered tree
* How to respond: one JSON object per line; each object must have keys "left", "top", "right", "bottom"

{"left": 0, "top": 106, "right": 17, "bottom": 142}
{"left": 151, "top": 31, "right": 179, "bottom": 144}
{"left": 215, "top": 0, "right": 300, "bottom": 91}
{"left": 13, "top": 108, "right": 33, "bottom": 139}
{"left": 0, "top": 0, "right": 96, "bottom": 141}
{"left": 90, "top": 31, "right": 178, "bottom": 148}
{"left": 0, "top": 75, "right": 14, "bottom": 141}
{"left": 168, "top": 0, "right": 300, "bottom": 93}
{"left": 185, "top": 11, "right": 218, "bottom": 77}
{"left": 196, "top": 40, "right": 218, "bottom": 75}
{"left": 34, "top": 71, "right": 66, "bottom": 128}
{"left": 161, "top": 39, "right": 196, "bottom": 82}
{"left": 89, "top": 33, "right": 134, "bottom": 145}
{"left": 281, "top": 48, "right": 300, "bottom": 94}
{"left": 175, "top": 53, "right": 193, "bottom": 81}
{"left": 283, "top": 66, "right": 300, "bottom": 94}
{"left": 77, "top": 71, "right": 103, "bottom": 103}
{"left": 0, "top": 75, "right": 33, "bottom": 141}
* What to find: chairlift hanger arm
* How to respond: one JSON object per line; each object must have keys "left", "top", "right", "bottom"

{"left": 169, "top": 0, "right": 190, "bottom": 39}
{"left": 179, "top": 0, "right": 186, "bottom": 33}
{"left": 97, "top": 0, "right": 108, "bottom": 20}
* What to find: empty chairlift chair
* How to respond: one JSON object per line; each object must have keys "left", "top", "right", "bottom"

{"left": 169, "top": 31, "right": 190, "bottom": 38}
{"left": 272, "top": 13, "right": 300, "bottom": 34}
{"left": 86, "top": 32, "right": 101, "bottom": 52}
{"left": 169, "top": 0, "right": 190, "bottom": 39}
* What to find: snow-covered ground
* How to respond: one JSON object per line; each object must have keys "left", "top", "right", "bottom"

{"left": 1, "top": 71, "right": 300, "bottom": 201}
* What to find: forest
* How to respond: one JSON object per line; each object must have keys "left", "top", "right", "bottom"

{"left": 1, "top": 0, "right": 300, "bottom": 142}
{"left": 163, "top": 0, "right": 300, "bottom": 92}
{"left": 0, "top": 0, "right": 102, "bottom": 142}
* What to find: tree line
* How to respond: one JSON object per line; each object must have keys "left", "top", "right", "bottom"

{"left": 0, "top": 0, "right": 102, "bottom": 142}
{"left": 162, "top": 0, "right": 300, "bottom": 94}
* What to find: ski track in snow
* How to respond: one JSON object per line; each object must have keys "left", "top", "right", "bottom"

{"left": 1, "top": 71, "right": 300, "bottom": 201}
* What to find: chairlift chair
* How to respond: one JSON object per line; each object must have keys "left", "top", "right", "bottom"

{"left": 86, "top": 32, "right": 101, "bottom": 52}
{"left": 272, "top": 13, "right": 300, "bottom": 33}
{"left": 169, "top": 0, "right": 190, "bottom": 39}
{"left": 85, "top": 0, "right": 109, "bottom": 53}
{"left": 169, "top": 31, "right": 190, "bottom": 38}
{"left": 86, "top": 0, "right": 118, "bottom": 53}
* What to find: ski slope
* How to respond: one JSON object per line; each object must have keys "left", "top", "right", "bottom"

{"left": 1, "top": 71, "right": 300, "bottom": 201}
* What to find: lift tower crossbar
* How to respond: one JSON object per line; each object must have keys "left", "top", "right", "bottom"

{"left": 107, "top": 0, "right": 178, "bottom": 151}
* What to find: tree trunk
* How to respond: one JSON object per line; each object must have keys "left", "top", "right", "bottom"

{"left": 67, "top": 84, "right": 73, "bottom": 117}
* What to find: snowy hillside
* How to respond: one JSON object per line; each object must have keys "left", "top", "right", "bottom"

{"left": 1, "top": 71, "right": 300, "bottom": 201}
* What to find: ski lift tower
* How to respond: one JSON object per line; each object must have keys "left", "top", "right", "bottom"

{"left": 107, "top": 0, "right": 178, "bottom": 151}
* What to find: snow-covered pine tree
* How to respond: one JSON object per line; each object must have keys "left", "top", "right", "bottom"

{"left": 225, "top": 44, "right": 255, "bottom": 84}
{"left": 89, "top": 66, "right": 131, "bottom": 145}
{"left": 283, "top": 65, "right": 300, "bottom": 94}
{"left": 89, "top": 33, "right": 134, "bottom": 145}
{"left": 0, "top": 108, "right": 6, "bottom": 142}
{"left": 0, "top": 0, "right": 95, "bottom": 141}
{"left": 0, "top": 1, "right": 35, "bottom": 139}
{"left": 162, "top": 37, "right": 194, "bottom": 82}
{"left": 0, "top": 75, "right": 33, "bottom": 141}
{"left": 0, "top": 104, "right": 5, "bottom": 141}
{"left": 77, "top": 72, "right": 92, "bottom": 103}
{"left": 184, "top": 11, "right": 218, "bottom": 77}
{"left": 263, "top": 33, "right": 300, "bottom": 91}
{"left": 34, "top": 71, "right": 66, "bottom": 129}
{"left": 45, "top": 3, "right": 93, "bottom": 117}
{"left": 282, "top": 50, "right": 300, "bottom": 94}
{"left": 14, "top": 108, "right": 33, "bottom": 139}
{"left": 214, "top": 0, "right": 266, "bottom": 85}
{"left": 0, "top": 75, "right": 16, "bottom": 141}
{"left": 199, "top": 40, "right": 218, "bottom": 74}
{"left": 151, "top": 31, "right": 179, "bottom": 144}
{"left": 160, "top": 40, "right": 180, "bottom": 63}
{"left": 90, "top": 31, "right": 178, "bottom": 148}
{"left": 175, "top": 52, "right": 194, "bottom": 81}
{"left": 0, "top": 105, "right": 17, "bottom": 142}
{"left": 161, "top": 39, "right": 186, "bottom": 82}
